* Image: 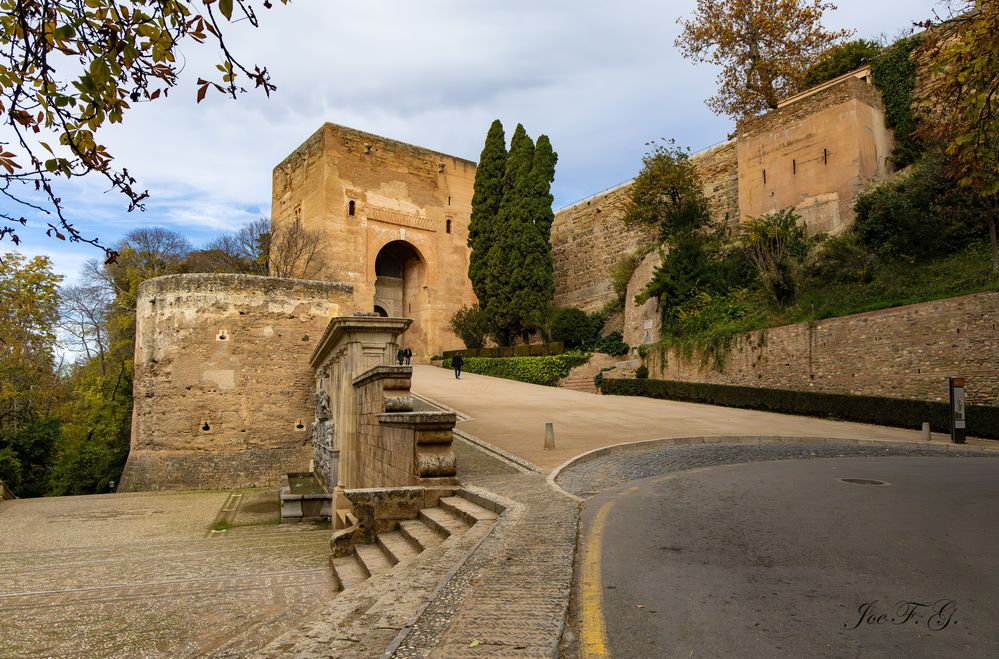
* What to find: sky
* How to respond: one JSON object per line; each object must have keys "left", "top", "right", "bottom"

{"left": 3, "top": 0, "right": 941, "bottom": 283}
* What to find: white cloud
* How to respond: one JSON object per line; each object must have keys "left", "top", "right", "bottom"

{"left": 2, "top": 0, "right": 941, "bottom": 279}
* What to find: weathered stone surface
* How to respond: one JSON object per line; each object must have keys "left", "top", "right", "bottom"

{"left": 737, "top": 74, "right": 892, "bottom": 234}
{"left": 644, "top": 291, "right": 999, "bottom": 406}
{"left": 121, "top": 274, "right": 355, "bottom": 492}
{"left": 272, "top": 123, "right": 478, "bottom": 358}
{"left": 551, "top": 141, "right": 739, "bottom": 313}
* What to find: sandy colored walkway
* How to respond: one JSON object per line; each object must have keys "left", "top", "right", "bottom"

{"left": 411, "top": 365, "right": 995, "bottom": 472}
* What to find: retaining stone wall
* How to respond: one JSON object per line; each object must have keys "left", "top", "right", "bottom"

{"left": 645, "top": 291, "right": 999, "bottom": 406}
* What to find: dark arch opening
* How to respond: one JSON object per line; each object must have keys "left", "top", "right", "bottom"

{"left": 348, "top": 200, "right": 356, "bottom": 216}
{"left": 373, "top": 305, "right": 388, "bottom": 317}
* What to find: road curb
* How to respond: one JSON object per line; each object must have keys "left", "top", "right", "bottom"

{"left": 547, "top": 434, "right": 999, "bottom": 500}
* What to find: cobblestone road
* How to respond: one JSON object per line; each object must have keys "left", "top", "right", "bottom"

{"left": 556, "top": 441, "right": 999, "bottom": 497}
{"left": 0, "top": 489, "right": 334, "bottom": 658}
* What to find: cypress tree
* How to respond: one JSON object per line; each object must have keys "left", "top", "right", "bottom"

{"left": 529, "top": 135, "right": 558, "bottom": 243}
{"left": 484, "top": 125, "right": 560, "bottom": 344}
{"left": 467, "top": 120, "right": 507, "bottom": 303}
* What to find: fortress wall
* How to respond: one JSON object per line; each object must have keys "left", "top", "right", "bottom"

{"left": 272, "top": 123, "right": 478, "bottom": 358}
{"left": 120, "top": 274, "right": 355, "bottom": 491}
{"left": 552, "top": 142, "right": 739, "bottom": 313}
{"left": 644, "top": 291, "right": 999, "bottom": 406}
{"left": 737, "top": 76, "right": 892, "bottom": 234}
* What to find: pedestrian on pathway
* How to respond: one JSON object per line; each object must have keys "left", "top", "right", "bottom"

{"left": 452, "top": 354, "right": 464, "bottom": 379}
{"left": 404, "top": 347, "right": 412, "bottom": 365}
{"left": 396, "top": 348, "right": 405, "bottom": 366}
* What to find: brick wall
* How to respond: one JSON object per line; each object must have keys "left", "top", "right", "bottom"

{"left": 645, "top": 292, "right": 999, "bottom": 406}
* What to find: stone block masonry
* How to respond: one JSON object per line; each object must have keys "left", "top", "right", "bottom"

{"left": 272, "top": 123, "right": 478, "bottom": 359}
{"left": 120, "top": 273, "right": 355, "bottom": 491}
{"left": 552, "top": 141, "right": 739, "bottom": 313}
{"left": 645, "top": 292, "right": 999, "bottom": 406}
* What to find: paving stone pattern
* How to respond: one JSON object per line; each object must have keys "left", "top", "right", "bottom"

{"left": 392, "top": 450, "right": 578, "bottom": 657}
{"left": 0, "top": 489, "right": 334, "bottom": 657}
{"left": 556, "top": 441, "right": 999, "bottom": 497}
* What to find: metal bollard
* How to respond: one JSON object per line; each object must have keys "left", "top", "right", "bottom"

{"left": 921, "top": 422, "right": 931, "bottom": 442}
{"left": 544, "top": 422, "right": 555, "bottom": 450}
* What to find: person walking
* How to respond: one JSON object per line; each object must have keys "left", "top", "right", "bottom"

{"left": 396, "top": 348, "right": 405, "bottom": 365}
{"left": 404, "top": 347, "right": 412, "bottom": 365}
{"left": 452, "top": 354, "right": 464, "bottom": 379}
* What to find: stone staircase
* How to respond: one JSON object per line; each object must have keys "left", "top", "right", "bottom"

{"left": 560, "top": 352, "right": 634, "bottom": 393}
{"left": 330, "top": 492, "right": 498, "bottom": 592}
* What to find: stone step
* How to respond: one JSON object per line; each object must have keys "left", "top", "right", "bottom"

{"left": 418, "top": 506, "right": 469, "bottom": 539}
{"left": 439, "top": 496, "right": 499, "bottom": 526}
{"left": 353, "top": 542, "right": 393, "bottom": 577}
{"left": 398, "top": 518, "right": 444, "bottom": 553}
{"left": 377, "top": 530, "right": 419, "bottom": 565}
{"left": 331, "top": 553, "right": 368, "bottom": 590}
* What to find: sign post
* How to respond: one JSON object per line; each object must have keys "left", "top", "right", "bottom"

{"left": 949, "top": 377, "right": 966, "bottom": 444}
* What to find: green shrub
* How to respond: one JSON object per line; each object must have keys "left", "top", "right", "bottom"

{"left": 550, "top": 307, "right": 602, "bottom": 350}
{"left": 599, "top": 378, "right": 999, "bottom": 439}
{"left": 806, "top": 233, "right": 875, "bottom": 283}
{"left": 635, "top": 365, "right": 649, "bottom": 379}
{"left": 594, "top": 331, "right": 629, "bottom": 356}
{"left": 853, "top": 156, "right": 987, "bottom": 261}
{"left": 448, "top": 305, "right": 489, "bottom": 349}
{"left": 870, "top": 36, "right": 923, "bottom": 168}
{"left": 802, "top": 39, "right": 882, "bottom": 88}
{"left": 743, "top": 209, "right": 810, "bottom": 305}
{"left": 442, "top": 351, "right": 590, "bottom": 386}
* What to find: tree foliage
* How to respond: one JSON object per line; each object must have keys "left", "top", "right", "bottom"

{"left": 870, "top": 35, "right": 924, "bottom": 168}
{"left": 468, "top": 120, "right": 507, "bottom": 302}
{"left": 853, "top": 154, "right": 989, "bottom": 262}
{"left": 0, "top": 0, "right": 288, "bottom": 260}
{"left": 448, "top": 304, "right": 489, "bottom": 350}
{"left": 742, "top": 208, "right": 810, "bottom": 305}
{"left": 187, "top": 217, "right": 270, "bottom": 274}
{"left": 624, "top": 140, "right": 710, "bottom": 242}
{"left": 0, "top": 252, "right": 62, "bottom": 496}
{"left": 801, "top": 38, "right": 882, "bottom": 88}
{"left": 916, "top": 1, "right": 999, "bottom": 271}
{"left": 676, "top": 0, "right": 853, "bottom": 117}
{"left": 471, "top": 122, "right": 558, "bottom": 345}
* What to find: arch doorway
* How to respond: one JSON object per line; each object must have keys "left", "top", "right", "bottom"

{"left": 373, "top": 240, "right": 428, "bottom": 353}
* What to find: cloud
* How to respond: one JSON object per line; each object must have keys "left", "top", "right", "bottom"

{"left": 2, "top": 0, "right": 941, "bottom": 279}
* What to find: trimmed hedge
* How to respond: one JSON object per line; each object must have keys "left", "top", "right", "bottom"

{"left": 443, "top": 352, "right": 590, "bottom": 387}
{"left": 598, "top": 378, "right": 999, "bottom": 439}
{"left": 442, "top": 341, "right": 564, "bottom": 359}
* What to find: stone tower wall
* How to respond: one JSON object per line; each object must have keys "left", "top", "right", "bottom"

{"left": 120, "top": 274, "right": 355, "bottom": 491}
{"left": 271, "top": 123, "right": 478, "bottom": 359}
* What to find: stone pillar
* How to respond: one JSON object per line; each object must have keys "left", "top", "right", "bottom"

{"left": 310, "top": 315, "right": 412, "bottom": 525}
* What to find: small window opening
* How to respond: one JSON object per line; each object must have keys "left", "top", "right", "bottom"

{"left": 762, "top": 169, "right": 767, "bottom": 185}
{"left": 348, "top": 200, "right": 356, "bottom": 216}
{"left": 446, "top": 219, "right": 452, "bottom": 234}
{"left": 792, "top": 159, "right": 797, "bottom": 175}
{"left": 201, "top": 421, "right": 211, "bottom": 432}
{"left": 295, "top": 419, "right": 306, "bottom": 430}
{"left": 823, "top": 148, "right": 828, "bottom": 165}
{"left": 448, "top": 196, "right": 451, "bottom": 206}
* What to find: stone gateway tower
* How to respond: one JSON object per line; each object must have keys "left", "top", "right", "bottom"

{"left": 271, "top": 123, "right": 479, "bottom": 359}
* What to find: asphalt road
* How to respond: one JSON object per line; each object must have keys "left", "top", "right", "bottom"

{"left": 580, "top": 457, "right": 999, "bottom": 658}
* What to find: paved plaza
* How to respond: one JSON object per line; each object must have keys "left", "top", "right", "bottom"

{"left": 2, "top": 369, "right": 996, "bottom": 657}
{"left": 0, "top": 489, "right": 334, "bottom": 657}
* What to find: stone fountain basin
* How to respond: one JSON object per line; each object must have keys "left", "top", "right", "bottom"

{"left": 280, "top": 472, "right": 331, "bottom": 522}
